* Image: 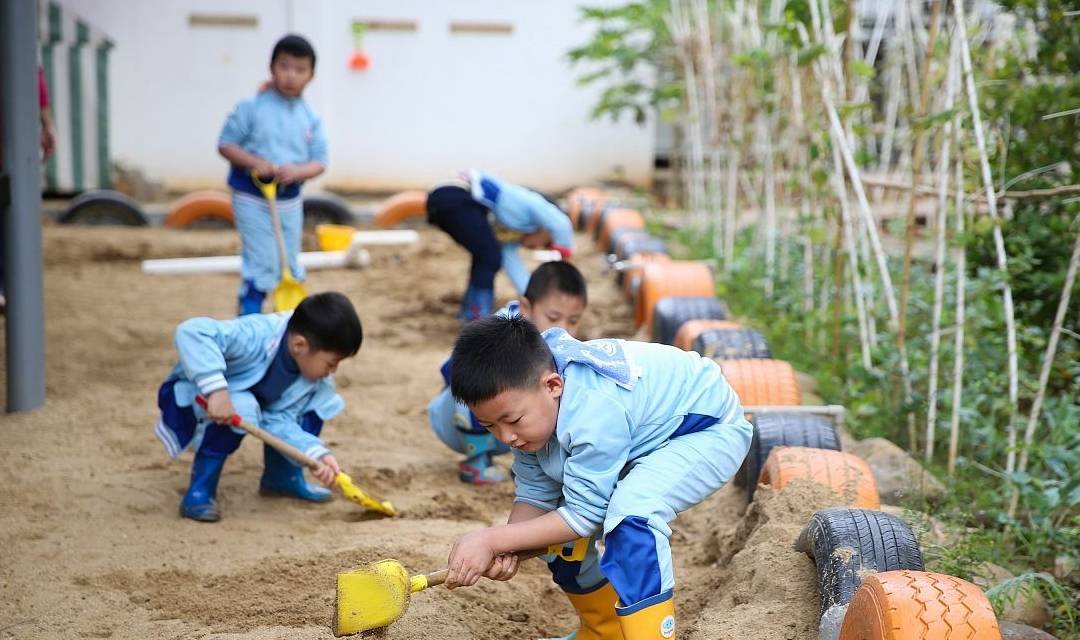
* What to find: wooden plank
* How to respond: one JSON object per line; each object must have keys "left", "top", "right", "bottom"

{"left": 188, "top": 14, "right": 257, "bottom": 28}
{"left": 355, "top": 19, "right": 418, "bottom": 32}
{"left": 449, "top": 21, "right": 513, "bottom": 34}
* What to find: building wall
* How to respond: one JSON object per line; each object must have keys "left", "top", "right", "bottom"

{"left": 56, "top": 0, "right": 655, "bottom": 193}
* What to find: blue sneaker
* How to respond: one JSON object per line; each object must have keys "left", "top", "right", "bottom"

{"left": 180, "top": 452, "right": 225, "bottom": 522}
{"left": 259, "top": 445, "right": 332, "bottom": 502}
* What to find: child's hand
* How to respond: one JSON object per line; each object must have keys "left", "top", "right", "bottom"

{"left": 252, "top": 157, "right": 275, "bottom": 179}
{"left": 520, "top": 229, "right": 552, "bottom": 249}
{"left": 445, "top": 529, "right": 496, "bottom": 589}
{"left": 204, "top": 390, "right": 236, "bottom": 425}
{"left": 314, "top": 454, "right": 340, "bottom": 486}
{"left": 483, "top": 553, "right": 520, "bottom": 582}
{"left": 275, "top": 164, "right": 304, "bottom": 185}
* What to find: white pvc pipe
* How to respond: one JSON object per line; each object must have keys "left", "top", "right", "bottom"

{"left": 349, "top": 229, "right": 419, "bottom": 246}
{"left": 142, "top": 248, "right": 370, "bottom": 275}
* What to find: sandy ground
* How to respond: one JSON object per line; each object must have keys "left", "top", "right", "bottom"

{"left": 0, "top": 223, "right": 844, "bottom": 639}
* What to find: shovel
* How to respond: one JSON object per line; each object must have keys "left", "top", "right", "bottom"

{"left": 195, "top": 396, "right": 396, "bottom": 517}
{"left": 333, "top": 538, "right": 590, "bottom": 636}
{"left": 251, "top": 172, "right": 307, "bottom": 311}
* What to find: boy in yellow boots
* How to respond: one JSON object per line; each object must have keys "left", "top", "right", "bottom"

{"left": 442, "top": 316, "right": 753, "bottom": 639}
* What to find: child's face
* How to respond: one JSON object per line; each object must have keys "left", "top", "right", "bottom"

{"left": 288, "top": 334, "right": 344, "bottom": 380}
{"left": 520, "top": 293, "right": 586, "bottom": 336}
{"left": 469, "top": 373, "right": 563, "bottom": 454}
{"left": 271, "top": 53, "right": 314, "bottom": 98}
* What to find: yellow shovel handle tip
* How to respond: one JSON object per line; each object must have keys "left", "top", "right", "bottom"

{"left": 409, "top": 575, "right": 429, "bottom": 593}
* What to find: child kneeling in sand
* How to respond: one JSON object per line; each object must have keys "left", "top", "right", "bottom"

{"left": 154, "top": 292, "right": 362, "bottom": 522}
{"left": 429, "top": 261, "right": 588, "bottom": 485}
{"left": 442, "top": 316, "right": 753, "bottom": 640}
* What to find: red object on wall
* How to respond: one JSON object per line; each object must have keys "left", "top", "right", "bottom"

{"left": 349, "top": 51, "right": 370, "bottom": 71}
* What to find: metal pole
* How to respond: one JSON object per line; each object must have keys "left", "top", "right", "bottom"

{"left": 1, "top": 0, "right": 47, "bottom": 412}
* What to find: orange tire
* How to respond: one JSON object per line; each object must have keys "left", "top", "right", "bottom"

{"left": 840, "top": 571, "right": 1001, "bottom": 640}
{"left": 163, "top": 190, "right": 234, "bottom": 228}
{"left": 673, "top": 320, "right": 744, "bottom": 351}
{"left": 566, "top": 187, "right": 607, "bottom": 229}
{"left": 597, "top": 208, "right": 645, "bottom": 252}
{"left": 758, "top": 447, "right": 881, "bottom": 508}
{"left": 374, "top": 190, "right": 428, "bottom": 228}
{"left": 636, "top": 261, "right": 715, "bottom": 330}
{"left": 622, "top": 252, "right": 671, "bottom": 301}
{"left": 718, "top": 358, "right": 801, "bottom": 406}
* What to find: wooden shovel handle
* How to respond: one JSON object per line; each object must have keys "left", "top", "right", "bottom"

{"left": 421, "top": 547, "right": 552, "bottom": 589}
{"left": 195, "top": 395, "right": 323, "bottom": 471}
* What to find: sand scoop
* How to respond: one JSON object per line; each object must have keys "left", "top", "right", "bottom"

{"left": 333, "top": 539, "right": 591, "bottom": 636}
{"left": 333, "top": 547, "right": 565, "bottom": 636}
{"left": 195, "top": 396, "right": 396, "bottom": 517}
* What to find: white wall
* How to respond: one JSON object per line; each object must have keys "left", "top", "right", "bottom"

{"left": 57, "top": 0, "right": 655, "bottom": 193}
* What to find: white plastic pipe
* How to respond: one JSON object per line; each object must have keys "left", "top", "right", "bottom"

{"left": 348, "top": 230, "right": 419, "bottom": 246}
{"left": 142, "top": 248, "right": 371, "bottom": 275}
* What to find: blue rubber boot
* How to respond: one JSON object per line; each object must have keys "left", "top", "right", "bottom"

{"left": 458, "top": 429, "right": 509, "bottom": 484}
{"left": 259, "top": 445, "right": 332, "bottom": 502}
{"left": 237, "top": 279, "right": 266, "bottom": 316}
{"left": 180, "top": 452, "right": 226, "bottom": 522}
{"left": 459, "top": 286, "right": 494, "bottom": 322}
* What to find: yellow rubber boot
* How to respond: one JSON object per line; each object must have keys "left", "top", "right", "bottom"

{"left": 615, "top": 592, "right": 676, "bottom": 640}
{"left": 543, "top": 582, "right": 625, "bottom": 640}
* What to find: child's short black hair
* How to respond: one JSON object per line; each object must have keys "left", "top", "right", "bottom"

{"left": 524, "top": 261, "right": 588, "bottom": 306}
{"left": 271, "top": 34, "right": 317, "bottom": 68}
{"left": 450, "top": 316, "right": 555, "bottom": 405}
{"left": 287, "top": 292, "right": 361, "bottom": 356}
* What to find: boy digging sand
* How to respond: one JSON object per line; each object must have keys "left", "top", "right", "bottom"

{"left": 426, "top": 170, "right": 575, "bottom": 321}
{"left": 429, "top": 261, "right": 588, "bottom": 484}
{"left": 218, "top": 34, "right": 328, "bottom": 315}
{"left": 154, "top": 292, "right": 362, "bottom": 522}
{"left": 444, "top": 317, "right": 753, "bottom": 640}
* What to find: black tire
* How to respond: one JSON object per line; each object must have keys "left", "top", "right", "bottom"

{"left": 795, "top": 507, "right": 924, "bottom": 617}
{"left": 303, "top": 195, "right": 353, "bottom": 227}
{"left": 592, "top": 206, "right": 616, "bottom": 242}
{"left": 738, "top": 412, "right": 840, "bottom": 493}
{"left": 650, "top": 296, "right": 727, "bottom": 344}
{"left": 617, "top": 235, "right": 667, "bottom": 262}
{"left": 581, "top": 202, "right": 606, "bottom": 234}
{"left": 59, "top": 190, "right": 148, "bottom": 226}
{"left": 609, "top": 227, "right": 650, "bottom": 256}
{"left": 693, "top": 327, "right": 772, "bottom": 359}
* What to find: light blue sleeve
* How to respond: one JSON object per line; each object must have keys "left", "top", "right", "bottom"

{"left": 218, "top": 99, "right": 254, "bottom": 147}
{"left": 261, "top": 407, "right": 331, "bottom": 461}
{"left": 512, "top": 450, "right": 562, "bottom": 512}
{"left": 305, "top": 377, "right": 345, "bottom": 421}
{"left": 307, "top": 113, "right": 328, "bottom": 165}
{"left": 557, "top": 391, "right": 632, "bottom": 537}
{"left": 501, "top": 244, "right": 531, "bottom": 296}
{"left": 174, "top": 316, "right": 261, "bottom": 397}
{"left": 527, "top": 193, "right": 575, "bottom": 251}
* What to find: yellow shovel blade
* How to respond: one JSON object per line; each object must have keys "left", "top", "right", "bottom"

{"left": 335, "top": 472, "right": 397, "bottom": 517}
{"left": 271, "top": 272, "right": 307, "bottom": 311}
{"left": 334, "top": 559, "right": 411, "bottom": 636}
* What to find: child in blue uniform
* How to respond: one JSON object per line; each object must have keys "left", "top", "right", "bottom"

{"left": 218, "top": 34, "right": 328, "bottom": 315}
{"left": 429, "top": 261, "right": 587, "bottom": 485}
{"left": 443, "top": 317, "right": 753, "bottom": 640}
{"left": 154, "top": 292, "right": 362, "bottom": 522}
{"left": 426, "top": 170, "right": 575, "bottom": 321}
